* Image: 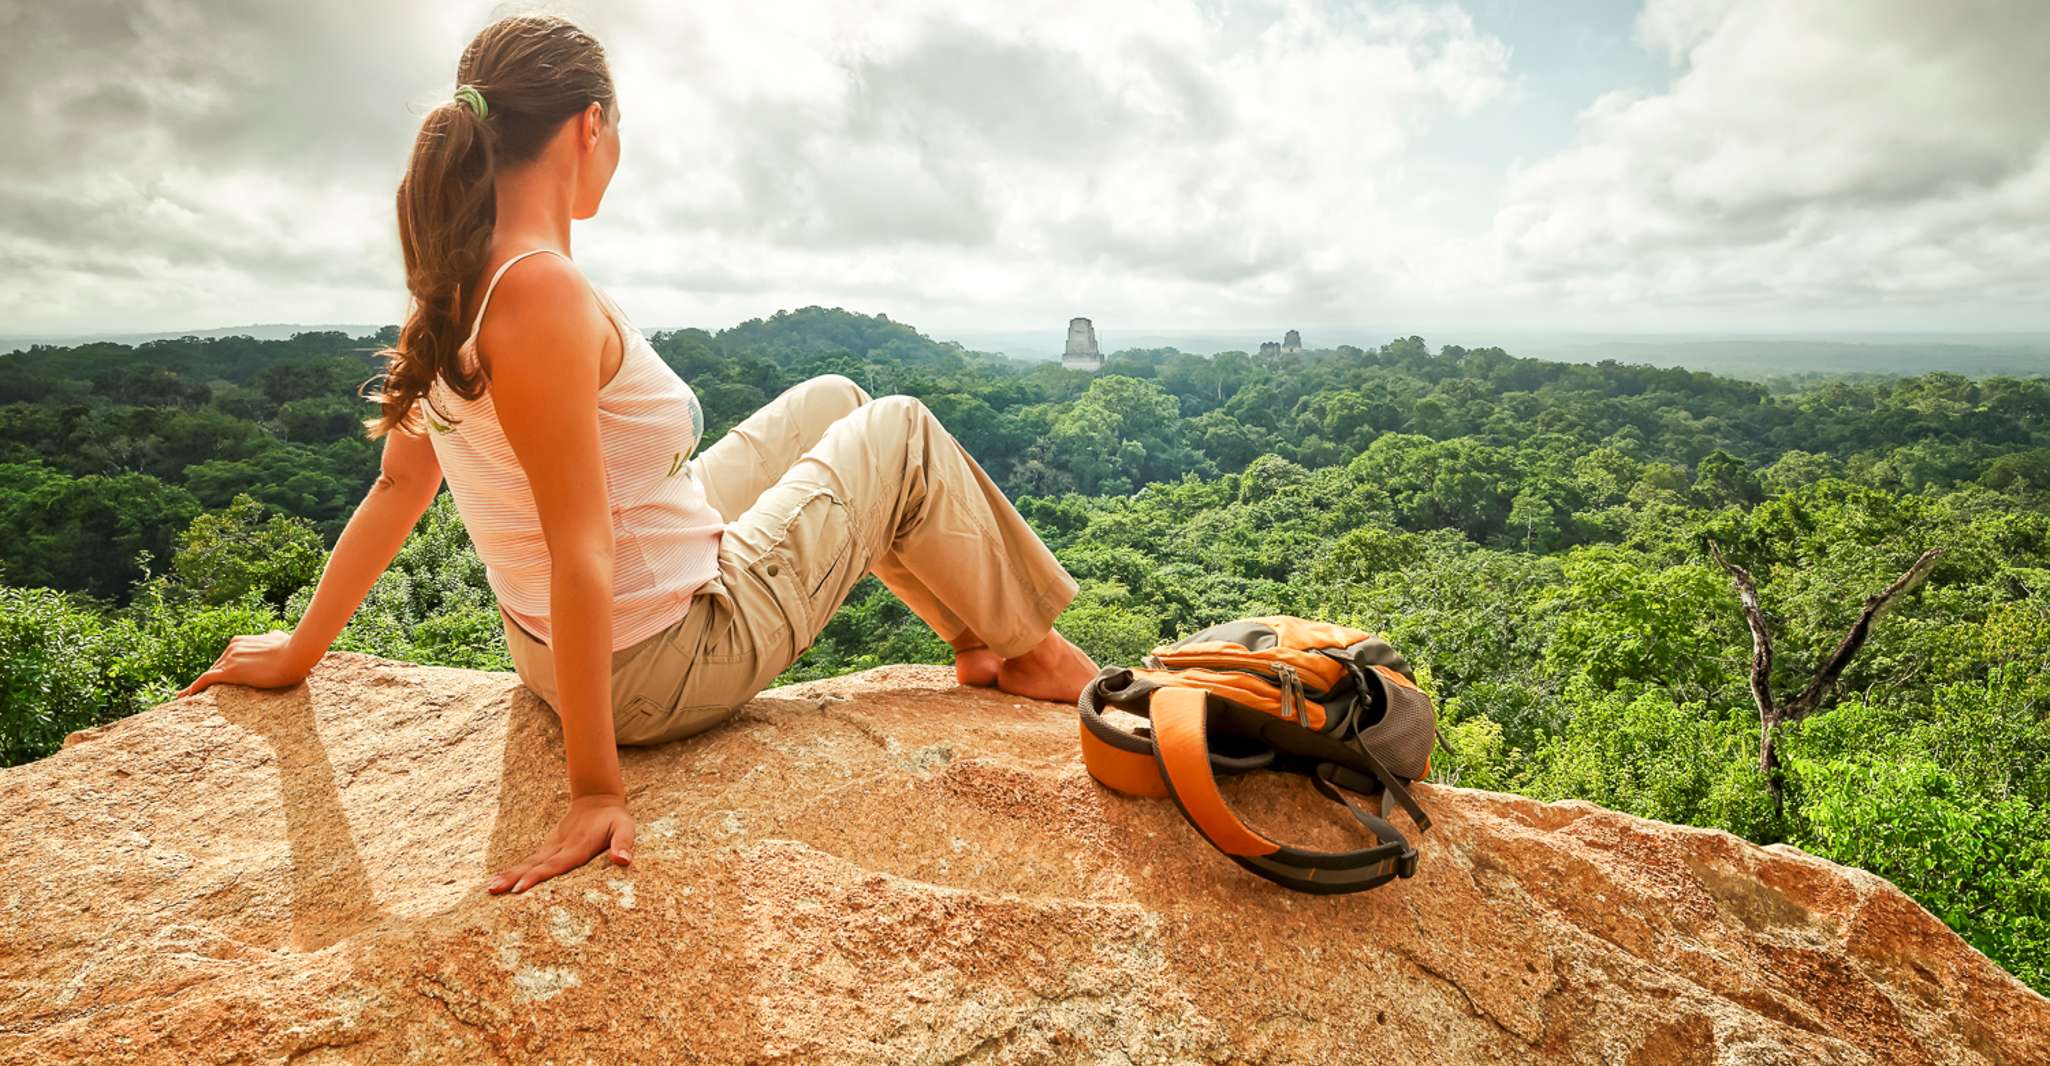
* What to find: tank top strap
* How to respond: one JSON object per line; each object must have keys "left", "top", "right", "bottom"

{"left": 464, "top": 248, "right": 562, "bottom": 349}
{"left": 463, "top": 247, "right": 629, "bottom": 352}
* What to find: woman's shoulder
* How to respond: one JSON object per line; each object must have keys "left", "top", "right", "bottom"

{"left": 472, "top": 248, "right": 584, "bottom": 327}
{"left": 470, "top": 252, "right": 610, "bottom": 380}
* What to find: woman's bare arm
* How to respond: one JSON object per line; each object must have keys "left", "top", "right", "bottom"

{"left": 474, "top": 251, "right": 634, "bottom": 893}
{"left": 177, "top": 426, "right": 442, "bottom": 697}
{"left": 288, "top": 427, "right": 444, "bottom": 667}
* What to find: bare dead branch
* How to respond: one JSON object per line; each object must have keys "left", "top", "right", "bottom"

{"left": 1708, "top": 540, "right": 1945, "bottom": 821}
{"left": 1782, "top": 547, "right": 1945, "bottom": 721}
{"left": 1707, "top": 539, "right": 1776, "bottom": 721}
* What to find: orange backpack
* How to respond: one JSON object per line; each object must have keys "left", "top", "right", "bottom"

{"left": 1076, "top": 615, "right": 1438, "bottom": 894}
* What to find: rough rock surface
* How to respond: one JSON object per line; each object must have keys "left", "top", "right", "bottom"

{"left": 2, "top": 652, "right": 2045, "bottom": 1064}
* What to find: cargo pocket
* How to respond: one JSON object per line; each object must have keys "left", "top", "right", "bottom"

{"left": 615, "top": 694, "right": 667, "bottom": 746}
{"left": 610, "top": 631, "right": 692, "bottom": 746}
{"left": 779, "top": 487, "right": 858, "bottom": 650}
{"left": 697, "top": 588, "right": 749, "bottom": 665}
{"left": 721, "top": 484, "right": 859, "bottom": 689}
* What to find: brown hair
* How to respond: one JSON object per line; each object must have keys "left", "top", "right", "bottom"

{"left": 361, "top": 13, "right": 616, "bottom": 438}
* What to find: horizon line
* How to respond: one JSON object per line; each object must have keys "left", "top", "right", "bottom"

{"left": 7, "top": 322, "right": 2050, "bottom": 345}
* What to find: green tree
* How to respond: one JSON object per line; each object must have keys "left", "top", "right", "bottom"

{"left": 1046, "top": 375, "right": 1205, "bottom": 495}
{"left": 171, "top": 493, "right": 326, "bottom": 607}
{"left": 0, "top": 472, "right": 200, "bottom": 600}
{"left": 1693, "top": 449, "right": 1764, "bottom": 507}
{"left": 0, "top": 587, "right": 116, "bottom": 764}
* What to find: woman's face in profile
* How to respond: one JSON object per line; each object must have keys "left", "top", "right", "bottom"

{"left": 573, "top": 101, "right": 621, "bottom": 220}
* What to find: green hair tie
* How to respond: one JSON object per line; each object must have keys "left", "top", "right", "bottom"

{"left": 453, "top": 84, "right": 488, "bottom": 120}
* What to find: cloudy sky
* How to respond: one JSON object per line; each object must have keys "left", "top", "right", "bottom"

{"left": 3, "top": 0, "right": 2047, "bottom": 340}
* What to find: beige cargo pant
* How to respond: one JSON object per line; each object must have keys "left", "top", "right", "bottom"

{"left": 501, "top": 374, "right": 1081, "bottom": 745}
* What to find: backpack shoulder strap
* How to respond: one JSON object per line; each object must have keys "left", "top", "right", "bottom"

{"left": 1152, "top": 687, "right": 1282, "bottom": 856}
{"left": 1149, "top": 686, "right": 1421, "bottom": 895}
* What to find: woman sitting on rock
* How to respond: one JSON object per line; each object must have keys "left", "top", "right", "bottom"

{"left": 177, "top": 13, "right": 1098, "bottom": 896}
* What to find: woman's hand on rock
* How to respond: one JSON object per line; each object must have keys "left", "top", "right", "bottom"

{"left": 175, "top": 630, "right": 316, "bottom": 698}
{"left": 490, "top": 793, "right": 635, "bottom": 895}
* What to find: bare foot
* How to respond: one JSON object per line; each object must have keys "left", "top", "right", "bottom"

{"left": 948, "top": 631, "right": 1001, "bottom": 687}
{"left": 996, "top": 628, "right": 1100, "bottom": 704}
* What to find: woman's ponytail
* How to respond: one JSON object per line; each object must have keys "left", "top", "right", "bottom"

{"left": 361, "top": 14, "right": 616, "bottom": 439}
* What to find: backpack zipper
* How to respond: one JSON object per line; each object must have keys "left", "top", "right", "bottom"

{"left": 1279, "top": 663, "right": 1303, "bottom": 722}
{"left": 1152, "top": 650, "right": 1348, "bottom": 688}
{"left": 1142, "top": 654, "right": 1311, "bottom": 723}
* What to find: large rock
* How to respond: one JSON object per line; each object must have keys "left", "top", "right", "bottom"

{"left": 2, "top": 652, "right": 2044, "bottom": 1064}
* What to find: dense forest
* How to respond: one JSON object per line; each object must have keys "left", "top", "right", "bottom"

{"left": 2, "top": 308, "right": 2046, "bottom": 992}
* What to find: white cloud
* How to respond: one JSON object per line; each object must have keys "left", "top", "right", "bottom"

{"left": 4, "top": 0, "right": 2045, "bottom": 339}
{"left": 584, "top": 0, "right": 1515, "bottom": 332}
{"left": 0, "top": 0, "right": 459, "bottom": 331}
{"left": 0, "top": 0, "right": 1513, "bottom": 335}
{"left": 1482, "top": 0, "right": 2050, "bottom": 330}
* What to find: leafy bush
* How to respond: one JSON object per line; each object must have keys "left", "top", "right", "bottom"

{"left": 1521, "top": 680, "right": 1779, "bottom": 841}
{"left": 0, "top": 587, "right": 117, "bottom": 764}
{"left": 293, "top": 494, "right": 510, "bottom": 671}
{"left": 171, "top": 493, "right": 325, "bottom": 607}
{"left": 1787, "top": 756, "right": 2050, "bottom": 990}
{"left": 108, "top": 575, "right": 288, "bottom": 716}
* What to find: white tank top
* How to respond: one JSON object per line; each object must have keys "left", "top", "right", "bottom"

{"left": 416, "top": 248, "right": 723, "bottom": 650}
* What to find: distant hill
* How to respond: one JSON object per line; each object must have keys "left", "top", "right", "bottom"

{"left": 10, "top": 319, "right": 2048, "bottom": 381}
{"left": 0, "top": 324, "right": 387, "bottom": 354}
{"left": 0, "top": 330, "right": 387, "bottom": 394}
{"left": 1502, "top": 337, "right": 2050, "bottom": 381}
{"left": 944, "top": 327, "right": 1318, "bottom": 362}
{"left": 931, "top": 330, "right": 2050, "bottom": 380}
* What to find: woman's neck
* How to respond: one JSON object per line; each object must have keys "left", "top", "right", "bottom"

{"left": 492, "top": 164, "right": 575, "bottom": 256}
